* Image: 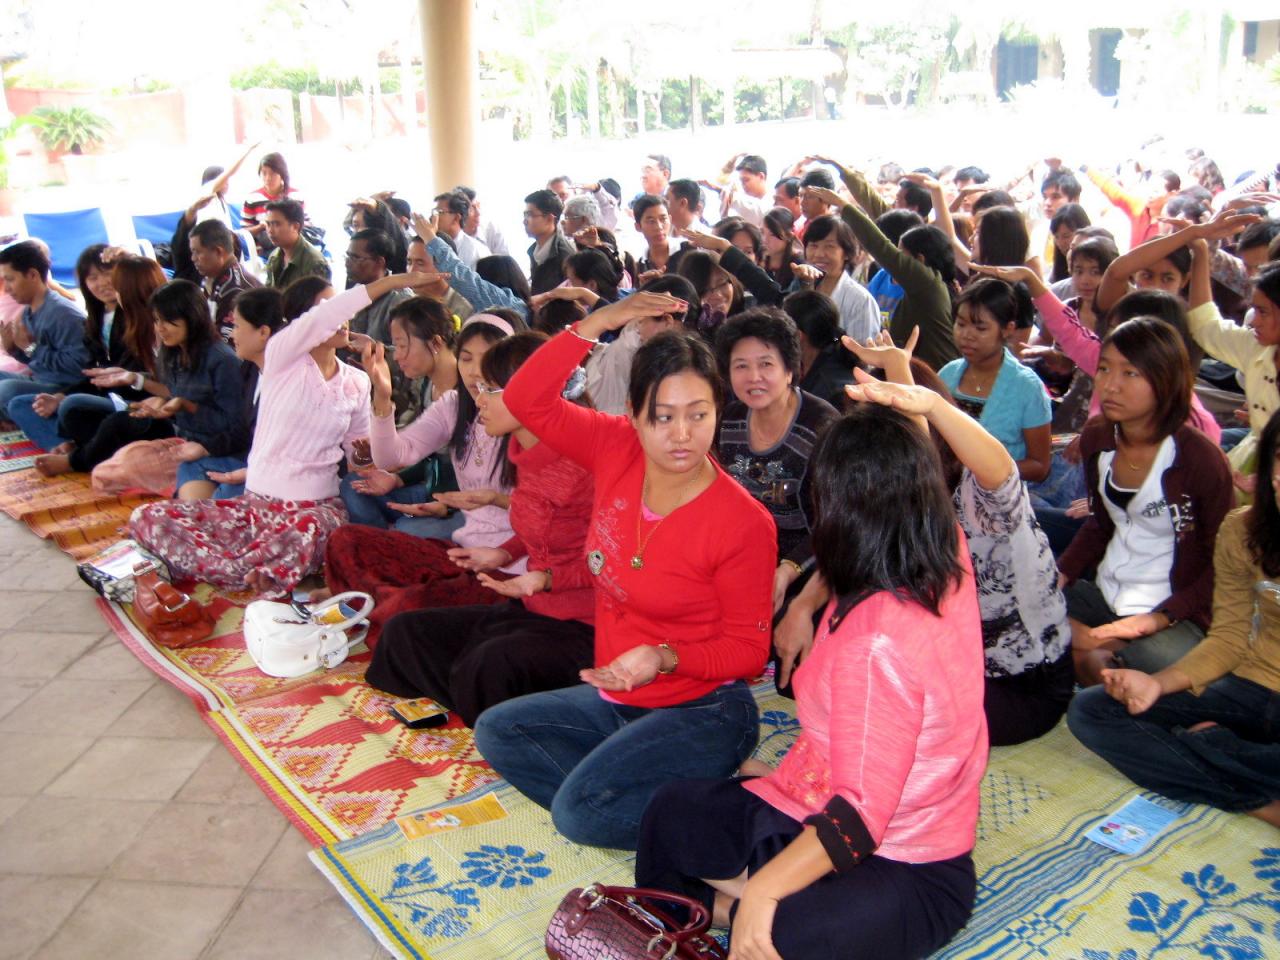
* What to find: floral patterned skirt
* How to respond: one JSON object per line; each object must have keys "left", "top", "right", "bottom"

{"left": 129, "top": 493, "right": 347, "bottom": 595}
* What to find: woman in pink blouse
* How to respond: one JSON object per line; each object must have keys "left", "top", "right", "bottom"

{"left": 635, "top": 400, "right": 987, "bottom": 960}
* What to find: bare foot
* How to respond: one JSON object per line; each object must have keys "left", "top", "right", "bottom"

{"left": 33, "top": 453, "right": 72, "bottom": 477}
{"left": 738, "top": 758, "right": 774, "bottom": 778}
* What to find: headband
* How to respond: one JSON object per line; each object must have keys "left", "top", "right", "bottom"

{"left": 462, "top": 313, "right": 515, "bottom": 337}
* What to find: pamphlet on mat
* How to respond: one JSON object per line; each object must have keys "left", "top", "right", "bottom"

{"left": 395, "top": 793, "right": 507, "bottom": 841}
{"left": 1086, "top": 795, "right": 1180, "bottom": 854}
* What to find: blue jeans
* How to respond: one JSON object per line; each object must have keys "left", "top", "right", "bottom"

{"left": 1068, "top": 675, "right": 1280, "bottom": 812}
{"left": 8, "top": 392, "right": 114, "bottom": 451}
{"left": 473, "top": 680, "right": 759, "bottom": 850}
{"left": 175, "top": 455, "right": 248, "bottom": 498}
{"left": 0, "top": 372, "right": 64, "bottom": 422}
{"left": 338, "top": 472, "right": 465, "bottom": 538}
{"left": 1220, "top": 426, "right": 1250, "bottom": 453}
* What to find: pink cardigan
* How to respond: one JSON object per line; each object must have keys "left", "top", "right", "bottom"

{"left": 745, "top": 539, "right": 987, "bottom": 866}
{"left": 1034, "top": 291, "right": 1221, "bottom": 443}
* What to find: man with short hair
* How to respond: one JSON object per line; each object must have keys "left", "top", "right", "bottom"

{"left": 634, "top": 195, "right": 681, "bottom": 278}
{"left": 547, "top": 176, "right": 573, "bottom": 203}
{"left": 562, "top": 194, "right": 602, "bottom": 242}
{"left": 454, "top": 185, "right": 511, "bottom": 257}
{"left": 895, "top": 179, "right": 934, "bottom": 219}
{"left": 264, "top": 199, "right": 330, "bottom": 289}
{"left": 721, "top": 154, "right": 771, "bottom": 226}
{"left": 407, "top": 235, "right": 473, "bottom": 323}
{"left": 347, "top": 228, "right": 419, "bottom": 418}
{"left": 433, "top": 191, "right": 490, "bottom": 269}
{"left": 640, "top": 154, "right": 671, "bottom": 197}
{"left": 1040, "top": 169, "right": 1082, "bottom": 218}
{"left": 189, "top": 219, "right": 261, "bottom": 343}
{"left": 0, "top": 240, "right": 90, "bottom": 418}
{"left": 798, "top": 168, "right": 840, "bottom": 240}
{"left": 524, "top": 189, "right": 575, "bottom": 294}
{"left": 664, "top": 179, "right": 706, "bottom": 233}
{"left": 773, "top": 177, "right": 802, "bottom": 219}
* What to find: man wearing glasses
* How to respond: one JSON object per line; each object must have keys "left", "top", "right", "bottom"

{"left": 346, "top": 229, "right": 419, "bottom": 419}
{"left": 524, "top": 189, "right": 576, "bottom": 295}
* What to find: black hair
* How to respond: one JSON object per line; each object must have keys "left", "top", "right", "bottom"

{"left": 453, "top": 184, "right": 476, "bottom": 201}
{"left": 475, "top": 255, "right": 533, "bottom": 313}
{"left": 480, "top": 330, "right": 549, "bottom": 390}
{"left": 799, "top": 168, "right": 836, "bottom": 191}
{"left": 450, "top": 320, "right": 512, "bottom": 480}
{"left": 1041, "top": 169, "right": 1081, "bottom": 200}
{"left": 955, "top": 276, "right": 1034, "bottom": 330}
{"left": 633, "top": 193, "right": 668, "bottom": 225}
{"left": 774, "top": 177, "right": 800, "bottom": 198}
{"left": 802, "top": 215, "right": 858, "bottom": 273}
{"left": 281, "top": 275, "right": 333, "bottom": 322}
{"left": 387, "top": 197, "right": 411, "bottom": 221}
{"left": 524, "top": 189, "right": 563, "bottom": 220}
{"left": 389, "top": 296, "right": 456, "bottom": 349}
{"left": 675, "top": 250, "right": 744, "bottom": 318}
{"left": 189, "top": 219, "right": 236, "bottom": 255}
{"left": 811, "top": 404, "right": 964, "bottom": 621}
{"left": 234, "top": 286, "right": 286, "bottom": 334}
{"left": 714, "top": 217, "right": 765, "bottom": 263}
{"left": 258, "top": 152, "right": 290, "bottom": 194}
{"left": 896, "top": 180, "right": 933, "bottom": 218}
{"left": 75, "top": 243, "right": 112, "bottom": 331}
{"left": 532, "top": 297, "right": 587, "bottom": 335}
{"left": 349, "top": 228, "right": 394, "bottom": 267}
{"left": 735, "top": 154, "right": 767, "bottom": 177}
{"left": 974, "top": 206, "right": 1030, "bottom": 267}
{"left": 714, "top": 306, "right": 801, "bottom": 383}
{"left": 1102, "top": 318, "right": 1192, "bottom": 440}
{"left": 1258, "top": 262, "right": 1280, "bottom": 308}
{"left": 628, "top": 328, "right": 722, "bottom": 423}
{"left": 1164, "top": 194, "right": 1209, "bottom": 223}
{"left": 899, "top": 225, "right": 958, "bottom": 291}
{"left": 1069, "top": 235, "right": 1120, "bottom": 274}
{"left": 1160, "top": 169, "right": 1182, "bottom": 193}
{"left": 1190, "top": 156, "right": 1225, "bottom": 192}
{"left": 638, "top": 274, "right": 701, "bottom": 327}
{"left": 1248, "top": 407, "right": 1280, "bottom": 577}
{"left": 265, "top": 198, "right": 305, "bottom": 228}
{"left": 565, "top": 248, "right": 622, "bottom": 301}
{"left": 348, "top": 202, "right": 407, "bottom": 272}
{"left": 1099, "top": 288, "right": 1200, "bottom": 366}
{"left": 877, "top": 162, "right": 905, "bottom": 185}
{"left": 1240, "top": 220, "right": 1280, "bottom": 253}
{"left": 200, "top": 165, "right": 224, "bottom": 186}
{"left": 1048, "top": 203, "right": 1092, "bottom": 281}
{"left": 782, "top": 289, "right": 840, "bottom": 349}
{"left": 971, "top": 190, "right": 1015, "bottom": 216}
{"left": 667, "top": 178, "right": 702, "bottom": 211}
{"left": 954, "top": 166, "right": 988, "bottom": 184}
{"left": 646, "top": 154, "right": 672, "bottom": 177}
{"left": 434, "top": 191, "right": 471, "bottom": 221}
{"left": 875, "top": 209, "right": 924, "bottom": 247}
{"left": 149, "top": 279, "right": 220, "bottom": 376}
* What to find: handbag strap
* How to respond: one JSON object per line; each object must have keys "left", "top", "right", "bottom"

{"left": 309, "top": 591, "right": 374, "bottom": 632}
{"left": 151, "top": 581, "right": 191, "bottom": 613}
{"left": 582, "top": 885, "right": 714, "bottom": 942}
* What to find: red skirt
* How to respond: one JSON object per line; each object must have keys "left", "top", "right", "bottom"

{"left": 324, "top": 525, "right": 505, "bottom": 650}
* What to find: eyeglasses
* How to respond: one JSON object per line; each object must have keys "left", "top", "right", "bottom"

{"left": 522, "top": 211, "right": 547, "bottom": 221}
{"left": 475, "top": 382, "right": 505, "bottom": 396}
{"left": 345, "top": 252, "right": 378, "bottom": 263}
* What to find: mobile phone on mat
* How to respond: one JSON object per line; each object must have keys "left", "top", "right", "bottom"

{"left": 391, "top": 698, "right": 450, "bottom": 728}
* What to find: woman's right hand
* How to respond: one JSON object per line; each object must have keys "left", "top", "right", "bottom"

{"left": 843, "top": 327, "right": 919, "bottom": 373}
{"left": 791, "top": 263, "right": 822, "bottom": 284}
{"left": 677, "top": 226, "right": 730, "bottom": 253}
{"left": 349, "top": 469, "right": 403, "bottom": 496}
{"left": 1100, "top": 668, "right": 1161, "bottom": 715}
{"left": 386, "top": 500, "right": 449, "bottom": 518}
{"left": 1065, "top": 497, "right": 1091, "bottom": 519}
{"left": 844, "top": 367, "right": 938, "bottom": 416}
{"left": 774, "top": 604, "right": 816, "bottom": 690}
{"left": 445, "top": 545, "right": 512, "bottom": 572}
{"left": 85, "top": 366, "right": 133, "bottom": 389}
{"left": 360, "top": 339, "right": 394, "bottom": 408}
{"left": 969, "top": 262, "right": 1040, "bottom": 287}
{"left": 206, "top": 467, "right": 248, "bottom": 485}
{"left": 31, "top": 393, "right": 64, "bottom": 417}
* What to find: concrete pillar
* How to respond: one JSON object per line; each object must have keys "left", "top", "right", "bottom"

{"left": 419, "top": 0, "right": 477, "bottom": 189}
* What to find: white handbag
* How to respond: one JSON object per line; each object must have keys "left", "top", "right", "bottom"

{"left": 243, "top": 592, "right": 374, "bottom": 678}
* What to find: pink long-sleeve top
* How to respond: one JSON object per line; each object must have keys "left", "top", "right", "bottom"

{"left": 368, "top": 387, "right": 520, "bottom": 566}
{"left": 1033, "top": 291, "right": 1221, "bottom": 443}
{"left": 745, "top": 541, "right": 989, "bottom": 866}
{"left": 246, "top": 286, "right": 372, "bottom": 501}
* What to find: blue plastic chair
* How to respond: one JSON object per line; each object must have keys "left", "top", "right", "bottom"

{"left": 23, "top": 208, "right": 109, "bottom": 287}
{"left": 131, "top": 211, "right": 183, "bottom": 247}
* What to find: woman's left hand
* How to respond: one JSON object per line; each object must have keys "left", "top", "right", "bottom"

{"left": 580, "top": 644, "right": 664, "bottom": 692}
{"left": 1090, "top": 613, "right": 1165, "bottom": 642}
{"left": 677, "top": 226, "right": 730, "bottom": 253}
{"left": 845, "top": 367, "right": 937, "bottom": 416}
{"left": 801, "top": 185, "right": 844, "bottom": 210}
{"left": 434, "top": 489, "right": 498, "bottom": 510}
{"left": 129, "top": 396, "right": 182, "bottom": 419}
{"left": 729, "top": 888, "right": 783, "bottom": 960}
{"left": 477, "top": 570, "right": 549, "bottom": 598}
{"left": 791, "top": 263, "right": 822, "bottom": 284}
{"left": 350, "top": 469, "right": 402, "bottom": 496}
{"left": 843, "top": 327, "right": 918, "bottom": 372}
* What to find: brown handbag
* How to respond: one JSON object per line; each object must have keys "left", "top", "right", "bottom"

{"left": 545, "top": 883, "right": 727, "bottom": 960}
{"left": 131, "top": 563, "right": 215, "bottom": 648}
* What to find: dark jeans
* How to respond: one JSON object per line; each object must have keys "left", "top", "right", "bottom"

{"left": 367, "top": 602, "right": 595, "bottom": 728}
{"left": 1065, "top": 579, "right": 1204, "bottom": 673}
{"left": 1033, "top": 505, "right": 1085, "bottom": 557}
{"left": 1068, "top": 674, "right": 1280, "bottom": 812}
{"left": 985, "top": 651, "right": 1075, "bottom": 747}
{"left": 636, "top": 778, "right": 976, "bottom": 959}
{"left": 473, "top": 680, "right": 759, "bottom": 850}
{"left": 66, "top": 408, "right": 173, "bottom": 473}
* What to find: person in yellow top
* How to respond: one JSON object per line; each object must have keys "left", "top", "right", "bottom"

{"left": 1068, "top": 407, "right": 1280, "bottom": 828}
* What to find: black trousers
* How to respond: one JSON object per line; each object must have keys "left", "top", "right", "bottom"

{"left": 366, "top": 601, "right": 595, "bottom": 728}
{"left": 66, "top": 408, "right": 174, "bottom": 473}
{"left": 984, "top": 650, "right": 1075, "bottom": 747}
{"left": 636, "top": 778, "right": 976, "bottom": 960}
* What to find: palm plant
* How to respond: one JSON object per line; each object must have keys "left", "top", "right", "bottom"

{"left": 28, "top": 105, "right": 112, "bottom": 155}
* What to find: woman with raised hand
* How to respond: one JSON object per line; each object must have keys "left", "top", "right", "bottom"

{"left": 473, "top": 290, "right": 776, "bottom": 850}
{"left": 1069, "top": 406, "right": 1280, "bottom": 829}
{"left": 1058, "top": 319, "right": 1234, "bottom": 685}
{"left": 129, "top": 271, "right": 424, "bottom": 596}
{"left": 365, "top": 332, "right": 596, "bottom": 726}
{"left": 635, "top": 388, "right": 985, "bottom": 960}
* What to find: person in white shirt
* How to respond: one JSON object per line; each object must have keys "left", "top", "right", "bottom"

{"left": 719, "top": 154, "right": 772, "bottom": 227}
{"left": 434, "top": 191, "right": 490, "bottom": 270}
{"left": 455, "top": 185, "right": 510, "bottom": 259}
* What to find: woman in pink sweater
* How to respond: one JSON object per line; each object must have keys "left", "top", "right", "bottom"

{"left": 635, "top": 400, "right": 987, "bottom": 960}
{"left": 365, "top": 332, "right": 596, "bottom": 725}
{"left": 129, "top": 273, "right": 422, "bottom": 595}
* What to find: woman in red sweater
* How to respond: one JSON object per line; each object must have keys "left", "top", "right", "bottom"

{"left": 473, "top": 291, "right": 777, "bottom": 850}
{"left": 636, "top": 398, "right": 987, "bottom": 960}
{"left": 365, "top": 333, "right": 596, "bottom": 727}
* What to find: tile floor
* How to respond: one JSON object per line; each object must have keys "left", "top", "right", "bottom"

{"left": 0, "top": 513, "right": 393, "bottom": 959}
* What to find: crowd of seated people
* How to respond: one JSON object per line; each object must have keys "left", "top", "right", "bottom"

{"left": 2, "top": 142, "right": 1279, "bottom": 960}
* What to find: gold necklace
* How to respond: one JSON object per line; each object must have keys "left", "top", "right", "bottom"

{"left": 631, "top": 460, "right": 706, "bottom": 570}
{"left": 1114, "top": 426, "right": 1146, "bottom": 472}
